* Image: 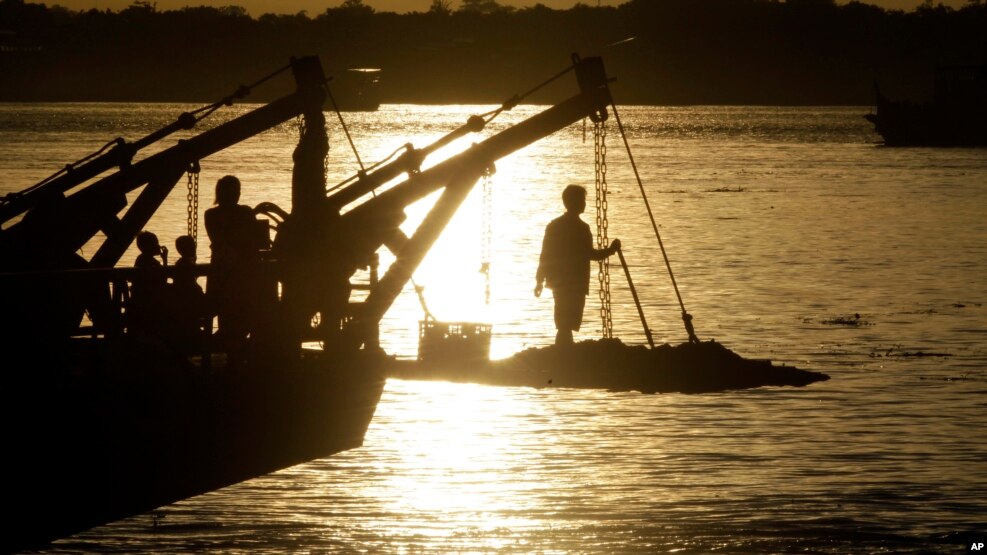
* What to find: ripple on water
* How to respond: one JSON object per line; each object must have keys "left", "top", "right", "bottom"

{"left": 5, "top": 104, "right": 983, "bottom": 554}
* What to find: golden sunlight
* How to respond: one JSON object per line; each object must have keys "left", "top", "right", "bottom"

{"left": 369, "top": 381, "right": 547, "bottom": 534}
{"left": 372, "top": 114, "right": 590, "bottom": 359}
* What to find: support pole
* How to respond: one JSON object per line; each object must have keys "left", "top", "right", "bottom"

{"left": 616, "top": 247, "right": 654, "bottom": 349}
{"left": 90, "top": 166, "right": 185, "bottom": 267}
{"left": 352, "top": 163, "right": 485, "bottom": 341}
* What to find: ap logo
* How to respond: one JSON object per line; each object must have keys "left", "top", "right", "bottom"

{"left": 972, "top": 542, "right": 985, "bottom": 552}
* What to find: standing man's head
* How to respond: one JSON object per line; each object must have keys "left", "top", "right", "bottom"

{"left": 562, "top": 185, "right": 587, "bottom": 214}
{"left": 215, "top": 175, "right": 241, "bottom": 206}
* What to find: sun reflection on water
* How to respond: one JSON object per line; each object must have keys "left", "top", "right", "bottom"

{"left": 363, "top": 381, "right": 549, "bottom": 544}
{"left": 17, "top": 104, "right": 987, "bottom": 554}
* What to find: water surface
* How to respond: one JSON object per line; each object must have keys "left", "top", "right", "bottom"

{"left": 1, "top": 102, "right": 985, "bottom": 553}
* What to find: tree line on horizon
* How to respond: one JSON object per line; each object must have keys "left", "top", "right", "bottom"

{"left": 0, "top": 0, "right": 984, "bottom": 105}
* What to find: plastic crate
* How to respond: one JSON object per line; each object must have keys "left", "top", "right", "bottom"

{"left": 418, "top": 320, "right": 492, "bottom": 364}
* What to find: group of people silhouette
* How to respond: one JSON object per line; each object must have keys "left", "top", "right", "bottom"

{"left": 128, "top": 175, "right": 261, "bottom": 356}
{"left": 128, "top": 228, "right": 204, "bottom": 350}
{"left": 129, "top": 177, "right": 618, "bottom": 355}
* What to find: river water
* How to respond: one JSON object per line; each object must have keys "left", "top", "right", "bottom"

{"left": 1, "top": 101, "right": 985, "bottom": 553}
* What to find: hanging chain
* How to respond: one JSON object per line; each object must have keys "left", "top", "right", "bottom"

{"left": 294, "top": 113, "right": 332, "bottom": 201}
{"left": 480, "top": 166, "right": 493, "bottom": 305}
{"left": 324, "top": 126, "right": 330, "bottom": 191}
{"left": 185, "top": 160, "right": 200, "bottom": 243}
{"left": 322, "top": 120, "right": 331, "bottom": 194}
{"left": 594, "top": 121, "right": 613, "bottom": 339}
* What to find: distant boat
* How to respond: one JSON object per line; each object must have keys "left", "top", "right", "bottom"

{"left": 329, "top": 68, "right": 382, "bottom": 111}
{"left": 865, "top": 64, "right": 987, "bottom": 146}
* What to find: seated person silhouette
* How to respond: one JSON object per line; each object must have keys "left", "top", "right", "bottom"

{"left": 172, "top": 235, "right": 203, "bottom": 296}
{"left": 129, "top": 230, "right": 167, "bottom": 335}
{"left": 167, "top": 234, "right": 207, "bottom": 352}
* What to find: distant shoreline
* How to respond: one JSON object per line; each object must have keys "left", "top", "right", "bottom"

{"left": 2, "top": 0, "right": 983, "bottom": 106}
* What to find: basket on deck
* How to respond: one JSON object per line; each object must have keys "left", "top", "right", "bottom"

{"left": 418, "top": 320, "right": 492, "bottom": 365}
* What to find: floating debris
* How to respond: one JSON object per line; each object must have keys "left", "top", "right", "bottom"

{"left": 889, "top": 351, "right": 953, "bottom": 358}
{"left": 871, "top": 345, "right": 953, "bottom": 358}
{"left": 820, "top": 313, "right": 872, "bottom": 326}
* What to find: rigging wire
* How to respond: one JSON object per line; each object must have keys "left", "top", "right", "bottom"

{"left": 479, "top": 62, "right": 577, "bottom": 125}
{"left": 324, "top": 83, "right": 367, "bottom": 177}
{"left": 608, "top": 96, "right": 700, "bottom": 344}
{"left": 187, "top": 62, "right": 293, "bottom": 121}
{"left": 4, "top": 137, "right": 124, "bottom": 202}
{"left": 6, "top": 62, "right": 294, "bottom": 206}
{"left": 324, "top": 60, "right": 577, "bottom": 202}
{"left": 325, "top": 142, "right": 413, "bottom": 196}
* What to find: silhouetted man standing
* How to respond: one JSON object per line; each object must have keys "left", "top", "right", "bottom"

{"left": 535, "top": 185, "right": 619, "bottom": 346}
{"left": 205, "top": 175, "right": 260, "bottom": 352}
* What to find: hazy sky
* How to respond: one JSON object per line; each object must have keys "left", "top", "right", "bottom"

{"left": 51, "top": 0, "right": 970, "bottom": 16}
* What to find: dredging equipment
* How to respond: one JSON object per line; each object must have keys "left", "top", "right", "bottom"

{"left": 0, "top": 53, "right": 623, "bottom": 551}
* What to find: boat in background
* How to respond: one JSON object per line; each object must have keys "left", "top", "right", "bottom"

{"left": 865, "top": 64, "right": 987, "bottom": 146}
{"left": 330, "top": 68, "right": 382, "bottom": 111}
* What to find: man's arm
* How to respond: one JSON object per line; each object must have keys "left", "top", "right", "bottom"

{"left": 589, "top": 238, "right": 621, "bottom": 261}
{"left": 534, "top": 222, "right": 554, "bottom": 297}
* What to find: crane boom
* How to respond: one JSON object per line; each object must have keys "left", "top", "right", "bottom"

{"left": 0, "top": 54, "right": 614, "bottom": 351}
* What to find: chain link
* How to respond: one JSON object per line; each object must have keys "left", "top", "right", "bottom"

{"left": 480, "top": 167, "right": 493, "bottom": 305}
{"left": 594, "top": 121, "right": 613, "bottom": 339}
{"left": 297, "top": 114, "right": 332, "bottom": 197}
{"left": 186, "top": 161, "right": 200, "bottom": 243}
{"left": 322, "top": 120, "right": 330, "bottom": 193}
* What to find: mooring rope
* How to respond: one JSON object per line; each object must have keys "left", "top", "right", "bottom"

{"left": 324, "top": 84, "right": 366, "bottom": 175}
